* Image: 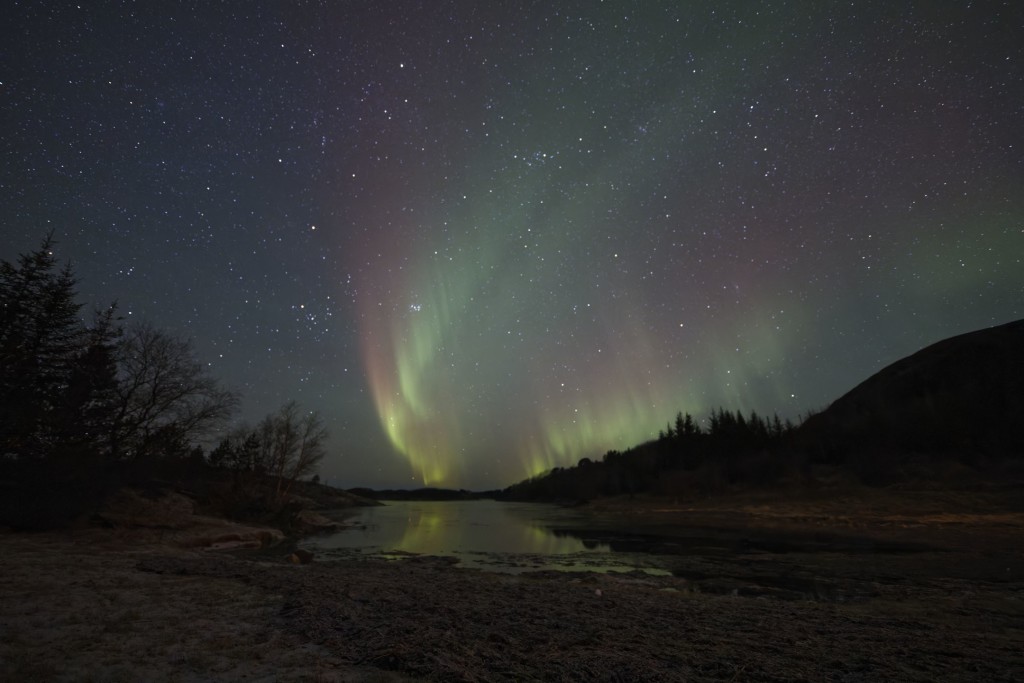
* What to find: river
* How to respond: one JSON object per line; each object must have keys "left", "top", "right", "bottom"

{"left": 300, "top": 499, "right": 676, "bottom": 574}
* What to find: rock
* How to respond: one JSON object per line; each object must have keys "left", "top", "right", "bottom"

{"left": 288, "top": 548, "right": 315, "bottom": 564}
{"left": 93, "top": 487, "right": 289, "bottom": 551}
{"left": 286, "top": 494, "right": 318, "bottom": 509}
{"left": 184, "top": 522, "right": 285, "bottom": 550}
{"left": 206, "top": 539, "right": 263, "bottom": 551}
{"left": 97, "top": 488, "right": 196, "bottom": 529}
{"left": 292, "top": 509, "right": 343, "bottom": 535}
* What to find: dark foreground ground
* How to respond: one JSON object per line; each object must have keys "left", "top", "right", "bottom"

{"left": 1, "top": 488, "right": 1022, "bottom": 682}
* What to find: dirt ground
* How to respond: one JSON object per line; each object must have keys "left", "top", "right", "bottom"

{"left": 1, "top": 489, "right": 1022, "bottom": 682}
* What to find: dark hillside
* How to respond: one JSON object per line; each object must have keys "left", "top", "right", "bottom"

{"left": 800, "top": 318, "right": 1024, "bottom": 467}
{"left": 505, "top": 319, "right": 1024, "bottom": 500}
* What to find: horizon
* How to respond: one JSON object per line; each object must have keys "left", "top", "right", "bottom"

{"left": 3, "top": 3, "right": 1021, "bottom": 490}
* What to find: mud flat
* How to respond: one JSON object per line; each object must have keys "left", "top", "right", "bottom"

{"left": 2, "top": 490, "right": 1022, "bottom": 681}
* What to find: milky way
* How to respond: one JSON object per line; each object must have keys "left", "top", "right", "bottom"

{"left": 2, "top": 3, "right": 1022, "bottom": 488}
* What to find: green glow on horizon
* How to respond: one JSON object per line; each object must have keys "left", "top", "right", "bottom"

{"left": 347, "top": 3, "right": 1021, "bottom": 489}
{"left": 356, "top": 147, "right": 817, "bottom": 486}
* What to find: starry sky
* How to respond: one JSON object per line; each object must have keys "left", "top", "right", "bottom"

{"left": 2, "top": 2, "right": 1022, "bottom": 490}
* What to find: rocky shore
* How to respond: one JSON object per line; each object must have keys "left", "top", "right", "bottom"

{"left": 2, "top": 491, "right": 1022, "bottom": 681}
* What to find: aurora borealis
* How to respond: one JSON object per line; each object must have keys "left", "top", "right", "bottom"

{"left": 2, "top": 3, "right": 1022, "bottom": 489}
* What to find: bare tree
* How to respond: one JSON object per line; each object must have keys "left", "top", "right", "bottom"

{"left": 111, "top": 323, "right": 237, "bottom": 460}
{"left": 261, "top": 401, "right": 327, "bottom": 504}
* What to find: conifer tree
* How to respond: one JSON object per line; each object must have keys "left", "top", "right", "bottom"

{"left": 52, "top": 306, "right": 121, "bottom": 460}
{"left": 0, "top": 236, "right": 85, "bottom": 459}
{"left": 674, "top": 411, "right": 686, "bottom": 440}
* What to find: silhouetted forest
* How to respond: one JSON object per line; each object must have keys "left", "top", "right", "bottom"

{"left": 502, "top": 409, "right": 804, "bottom": 501}
{"left": 505, "top": 319, "right": 1024, "bottom": 501}
{"left": 349, "top": 487, "right": 494, "bottom": 501}
{"left": 0, "top": 236, "right": 327, "bottom": 529}
{"left": 5, "top": 237, "right": 1023, "bottom": 523}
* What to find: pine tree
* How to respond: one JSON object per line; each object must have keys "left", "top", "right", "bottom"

{"left": 240, "top": 431, "right": 263, "bottom": 473}
{"left": 52, "top": 305, "right": 121, "bottom": 461}
{"left": 682, "top": 412, "right": 699, "bottom": 436}
{"left": 0, "top": 236, "right": 85, "bottom": 459}
{"left": 208, "top": 438, "right": 234, "bottom": 468}
{"left": 674, "top": 412, "right": 686, "bottom": 441}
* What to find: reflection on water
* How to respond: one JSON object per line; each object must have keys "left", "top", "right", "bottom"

{"left": 304, "top": 500, "right": 670, "bottom": 574}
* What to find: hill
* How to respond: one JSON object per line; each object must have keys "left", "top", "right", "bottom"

{"left": 799, "top": 318, "right": 1024, "bottom": 469}
{"left": 504, "top": 318, "right": 1024, "bottom": 500}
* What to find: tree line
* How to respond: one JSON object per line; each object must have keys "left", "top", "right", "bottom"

{"left": 502, "top": 408, "right": 803, "bottom": 501}
{"left": 0, "top": 236, "right": 326, "bottom": 526}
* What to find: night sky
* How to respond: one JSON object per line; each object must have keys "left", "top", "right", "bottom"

{"left": 3, "top": 2, "right": 1022, "bottom": 490}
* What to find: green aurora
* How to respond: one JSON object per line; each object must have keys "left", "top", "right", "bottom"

{"left": 4, "top": 2, "right": 1019, "bottom": 490}
{"left": 347, "top": 4, "right": 1022, "bottom": 488}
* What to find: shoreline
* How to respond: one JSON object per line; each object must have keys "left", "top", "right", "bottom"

{"left": 2, "top": 492, "right": 1022, "bottom": 681}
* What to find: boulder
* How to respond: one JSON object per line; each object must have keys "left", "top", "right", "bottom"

{"left": 97, "top": 488, "right": 196, "bottom": 529}
{"left": 96, "top": 487, "right": 288, "bottom": 550}
{"left": 288, "top": 548, "right": 315, "bottom": 564}
{"left": 292, "top": 509, "right": 343, "bottom": 535}
{"left": 182, "top": 520, "right": 285, "bottom": 550}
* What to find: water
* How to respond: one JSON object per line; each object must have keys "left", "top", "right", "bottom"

{"left": 301, "top": 499, "right": 673, "bottom": 574}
